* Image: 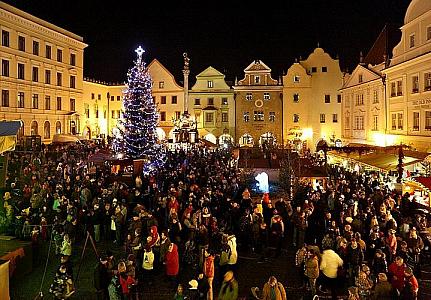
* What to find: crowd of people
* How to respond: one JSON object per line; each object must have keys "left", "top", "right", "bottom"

{"left": 1, "top": 140, "right": 430, "bottom": 300}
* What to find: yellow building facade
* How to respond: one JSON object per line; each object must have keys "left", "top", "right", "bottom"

{"left": 283, "top": 48, "right": 343, "bottom": 150}
{"left": 189, "top": 66, "right": 235, "bottom": 145}
{"left": 0, "top": 1, "right": 87, "bottom": 142}
{"left": 382, "top": 0, "right": 431, "bottom": 152}
{"left": 233, "top": 60, "right": 283, "bottom": 147}
{"left": 341, "top": 64, "right": 386, "bottom": 146}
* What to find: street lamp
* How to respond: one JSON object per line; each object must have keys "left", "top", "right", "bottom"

{"left": 107, "top": 91, "right": 110, "bottom": 139}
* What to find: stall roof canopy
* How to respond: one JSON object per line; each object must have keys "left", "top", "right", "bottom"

{"left": 328, "top": 150, "right": 426, "bottom": 171}
{"left": 0, "top": 121, "right": 22, "bottom": 136}
{"left": 0, "top": 121, "right": 22, "bottom": 154}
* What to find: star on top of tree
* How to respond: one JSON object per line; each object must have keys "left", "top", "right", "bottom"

{"left": 135, "top": 46, "right": 145, "bottom": 62}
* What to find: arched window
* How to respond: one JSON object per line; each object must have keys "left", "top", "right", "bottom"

{"left": 56, "top": 121, "right": 61, "bottom": 134}
{"left": 70, "top": 121, "right": 76, "bottom": 135}
{"left": 239, "top": 134, "right": 253, "bottom": 147}
{"left": 44, "top": 121, "right": 50, "bottom": 139}
{"left": 17, "top": 120, "right": 24, "bottom": 139}
{"left": 260, "top": 132, "right": 276, "bottom": 146}
{"left": 31, "top": 120, "right": 38, "bottom": 135}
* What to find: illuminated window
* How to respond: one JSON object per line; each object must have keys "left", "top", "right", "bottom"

{"left": 207, "top": 80, "right": 213, "bottom": 88}
{"left": 18, "top": 92, "right": 25, "bottom": 108}
{"left": 293, "top": 93, "right": 299, "bottom": 103}
{"left": 333, "top": 114, "right": 338, "bottom": 123}
{"left": 159, "top": 81, "right": 164, "bottom": 89}
{"left": 32, "top": 94, "right": 39, "bottom": 109}
{"left": 263, "top": 93, "right": 270, "bottom": 100}
{"left": 269, "top": 112, "right": 275, "bottom": 122}
{"left": 254, "top": 111, "right": 264, "bottom": 121}
{"left": 243, "top": 112, "right": 250, "bottom": 122}
{"left": 245, "top": 93, "right": 252, "bottom": 101}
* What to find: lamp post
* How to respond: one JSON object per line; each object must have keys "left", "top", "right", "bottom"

{"left": 107, "top": 91, "right": 110, "bottom": 139}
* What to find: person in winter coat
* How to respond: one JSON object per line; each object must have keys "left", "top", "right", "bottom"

{"left": 60, "top": 234, "right": 72, "bottom": 257}
{"left": 203, "top": 250, "right": 215, "bottom": 300}
{"left": 94, "top": 256, "right": 110, "bottom": 300}
{"left": 218, "top": 271, "right": 238, "bottom": 300}
{"left": 402, "top": 267, "right": 419, "bottom": 300}
{"left": 165, "top": 242, "right": 179, "bottom": 287}
{"left": 304, "top": 248, "right": 319, "bottom": 296}
{"left": 355, "top": 264, "right": 373, "bottom": 299}
{"left": 372, "top": 273, "right": 393, "bottom": 300}
{"left": 371, "top": 249, "right": 388, "bottom": 279}
{"left": 142, "top": 246, "right": 154, "bottom": 285}
{"left": 320, "top": 247, "right": 343, "bottom": 300}
{"left": 261, "top": 276, "right": 287, "bottom": 300}
{"left": 388, "top": 256, "right": 406, "bottom": 292}
{"left": 227, "top": 234, "right": 238, "bottom": 271}
{"left": 346, "top": 238, "right": 364, "bottom": 282}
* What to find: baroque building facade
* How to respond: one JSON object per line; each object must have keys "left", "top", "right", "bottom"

{"left": 382, "top": 0, "right": 431, "bottom": 152}
{"left": 233, "top": 60, "right": 283, "bottom": 147}
{"left": 283, "top": 47, "right": 343, "bottom": 150}
{"left": 189, "top": 66, "right": 235, "bottom": 145}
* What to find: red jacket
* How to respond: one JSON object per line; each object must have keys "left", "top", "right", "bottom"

{"left": 165, "top": 244, "right": 179, "bottom": 276}
{"left": 119, "top": 274, "right": 135, "bottom": 294}
{"left": 388, "top": 262, "right": 406, "bottom": 290}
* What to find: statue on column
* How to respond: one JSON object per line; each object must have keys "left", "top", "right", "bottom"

{"left": 183, "top": 53, "right": 190, "bottom": 70}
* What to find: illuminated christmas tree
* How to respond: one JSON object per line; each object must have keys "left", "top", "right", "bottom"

{"left": 113, "top": 46, "right": 165, "bottom": 173}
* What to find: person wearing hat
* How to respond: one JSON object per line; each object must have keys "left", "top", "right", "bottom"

{"left": 385, "top": 228, "right": 397, "bottom": 262}
{"left": 94, "top": 255, "right": 110, "bottom": 300}
{"left": 261, "top": 276, "right": 287, "bottom": 300}
{"left": 406, "top": 227, "right": 424, "bottom": 265}
{"left": 355, "top": 264, "right": 373, "bottom": 299}
{"left": 186, "top": 279, "right": 199, "bottom": 300}
{"left": 402, "top": 267, "right": 419, "bottom": 300}
{"left": 218, "top": 271, "right": 238, "bottom": 300}
{"left": 372, "top": 273, "right": 394, "bottom": 300}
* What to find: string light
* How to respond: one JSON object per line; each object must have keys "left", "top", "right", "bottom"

{"left": 112, "top": 46, "right": 166, "bottom": 173}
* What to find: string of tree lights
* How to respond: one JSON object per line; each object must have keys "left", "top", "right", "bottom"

{"left": 112, "top": 46, "right": 165, "bottom": 173}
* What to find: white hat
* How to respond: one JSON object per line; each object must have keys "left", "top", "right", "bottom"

{"left": 189, "top": 279, "right": 198, "bottom": 289}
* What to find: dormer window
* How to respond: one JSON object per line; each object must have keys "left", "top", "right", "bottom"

{"left": 293, "top": 75, "right": 300, "bottom": 83}
{"left": 207, "top": 80, "right": 213, "bottom": 88}
{"left": 410, "top": 34, "right": 415, "bottom": 48}
{"left": 254, "top": 76, "right": 260, "bottom": 84}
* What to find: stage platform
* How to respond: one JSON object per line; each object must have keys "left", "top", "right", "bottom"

{"left": 0, "top": 236, "right": 32, "bottom": 278}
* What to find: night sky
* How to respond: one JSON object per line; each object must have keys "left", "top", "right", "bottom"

{"left": 4, "top": 0, "right": 411, "bottom": 84}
